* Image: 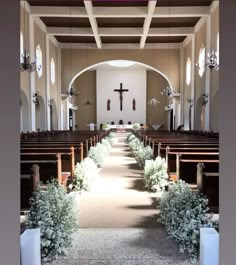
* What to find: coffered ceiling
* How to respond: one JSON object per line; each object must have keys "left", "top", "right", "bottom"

{"left": 26, "top": 0, "right": 217, "bottom": 49}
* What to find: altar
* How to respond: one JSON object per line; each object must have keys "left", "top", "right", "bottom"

{"left": 108, "top": 124, "right": 133, "bottom": 130}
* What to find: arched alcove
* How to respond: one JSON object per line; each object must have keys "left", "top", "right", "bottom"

{"left": 211, "top": 90, "right": 219, "bottom": 131}
{"left": 35, "top": 96, "right": 46, "bottom": 131}
{"left": 50, "top": 100, "right": 58, "bottom": 130}
{"left": 195, "top": 96, "right": 205, "bottom": 130}
{"left": 20, "top": 89, "right": 30, "bottom": 132}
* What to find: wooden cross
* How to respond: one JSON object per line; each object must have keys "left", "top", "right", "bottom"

{"left": 114, "top": 83, "right": 129, "bottom": 111}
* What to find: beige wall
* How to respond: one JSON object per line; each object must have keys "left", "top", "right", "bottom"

{"left": 147, "top": 71, "right": 168, "bottom": 130}
{"left": 73, "top": 71, "right": 97, "bottom": 130}
{"left": 61, "top": 48, "right": 180, "bottom": 94}
{"left": 183, "top": 40, "right": 192, "bottom": 129}
{"left": 211, "top": 5, "right": 219, "bottom": 131}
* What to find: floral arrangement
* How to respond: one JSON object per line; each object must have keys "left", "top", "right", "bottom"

{"left": 101, "top": 138, "right": 112, "bottom": 152}
{"left": 70, "top": 157, "right": 99, "bottom": 192}
{"left": 132, "top": 123, "right": 141, "bottom": 130}
{"left": 158, "top": 180, "right": 213, "bottom": 262}
{"left": 27, "top": 180, "right": 78, "bottom": 262}
{"left": 102, "top": 123, "right": 109, "bottom": 130}
{"left": 127, "top": 133, "right": 136, "bottom": 143}
{"left": 134, "top": 145, "right": 153, "bottom": 168}
{"left": 144, "top": 156, "right": 168, "bottom": 191}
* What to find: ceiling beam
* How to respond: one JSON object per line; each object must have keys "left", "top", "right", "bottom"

{"left": 153, "top": 6, "right": 210, "bottom": 18}
{"left": 30, "top": 6, "right": 210, "bottom": 18}
{"left": 47, "top": 26, "right": 193, "bottom": 37}
{"left": 30, "top": 6, "right": 88, "bottom": 17}
{"left": 60, "top": 42, "right": 181, "bottom": 50}
{"left": 140, "top": 0, "right": 157, "bottom": 49}
{"left": 148, "top": 27, "right": 194, "bottom": 36}
{"left": 83, "top": 1, "right": 102, "bottom": 49}
{"left": 47, "top": 27, "right": 93, "bottom": 36}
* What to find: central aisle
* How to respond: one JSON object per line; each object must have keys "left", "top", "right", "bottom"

{"left": 79, "top": 132, "right": 159, "bottom": 228}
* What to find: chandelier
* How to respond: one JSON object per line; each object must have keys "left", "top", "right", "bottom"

{"left": 20, "top": 0, "right": 36, "bottom": 73}
{"left": 20, "top": 50, "right": 36, "bottom": 72}
{"left": 206, "top": 51, "right": 219, "bottom": 70}
{"left": 148, "top": 98, "right": 160, "bottom": 106}
{"left": 161, "top": 86, "right": 178, "bottom": 97}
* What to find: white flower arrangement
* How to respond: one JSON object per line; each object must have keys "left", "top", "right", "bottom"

{"left": 101, "top": 138, "right": 112, "bottom": 152}
{"left": 27, "top": 180, "right": 78, "bottom": 262}
{"left": 135, "top": 145, "right": 153, "bottom": 168}
{"left": 71, "top": 157, "right": 99, "bottom": 192}
{"left": 132, "top": 123, "right": 141, "bottom": 130}
{"left": 158, "top": 180, "right": 213, "bottom": 262}
{"left": 144, "top": 156, "right": 169, "bottom": 192}
{"left": 127, "top": 133, "right": 136, "bottom": 143}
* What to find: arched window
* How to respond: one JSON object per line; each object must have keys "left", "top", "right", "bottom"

{"left": 216, "top": 32, "right": 219, "bottom": 65}
{"left": 50, "top": 58, "right": 55, "bottom": 85}
{"left": 36, "top": 44, "right": 42, "bottom": 78}
{"left": 198, "top": 45, "right": 206, "bottom": 77}
{"left": 20, "top": 31, "right": 24, "bottom": 62}
{"left": 186, "top": 57, "right": 191, "bottom": 86}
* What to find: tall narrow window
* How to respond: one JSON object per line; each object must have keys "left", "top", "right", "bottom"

{"left": 198, "top": 45, "right": 206, "bottom": 77}
{"left": 36, "top": 44, "right": 42, "bottom": 78}
{"left": 186, "top": 57, "right": 191, "bottom": 86}
{"left": 50, "top": 58, "right": 55, "bottom": 85}
{"left": 20, "top": 31, "right": 23, "bottom": 62}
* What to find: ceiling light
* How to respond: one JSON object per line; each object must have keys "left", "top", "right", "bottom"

{"left": 107, "top": 60, "right": 135, "bottom": 68}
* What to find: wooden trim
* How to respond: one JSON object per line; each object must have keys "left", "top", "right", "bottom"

{"left": 80, "top": 142, "right": 84, "bottom": 161}
{"left": 56, "top": 153, "right": 62, "bottom": 185}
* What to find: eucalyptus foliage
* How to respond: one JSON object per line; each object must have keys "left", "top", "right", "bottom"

{"left": 158, "top": 180, "right": 213, "bottom": 262}
{"left": 144, "top": 156, "right": 168, "bottom": 191}
{"left": 27, "top": 180, "right": 78, "bottom": 262}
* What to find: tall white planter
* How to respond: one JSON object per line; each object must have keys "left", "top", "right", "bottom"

{"left": 200, "top": 228, "right": 219, "bottom": 265}
{"left": 20, "top": 228, "right": 41, "bottom": 265}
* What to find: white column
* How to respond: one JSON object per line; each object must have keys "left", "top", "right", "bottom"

{"left": 205, "top": 14, "right": 211, "bottom": 131}
{"left": 179, "top": 43, "right": 184, "bottom": 125}
{"left": 45, "top": 34, "right": 50, "bottom": 130}
{"left": 29, "top": 14, "right": 36, "bottom": 132}
{"left": 191, "top": 34, "right": 195, "bottom": 130}
{"left": 57, "top": 47, "right": 62, "bottom": 130}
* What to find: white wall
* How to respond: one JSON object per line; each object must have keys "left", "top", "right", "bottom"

{"left": 96, "top": 69, "right": 146, "bottom": 126}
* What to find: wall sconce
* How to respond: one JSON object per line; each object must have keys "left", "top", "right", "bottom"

{"left": 48, "top": 99, "right": 54, "bottom": 106}
{"left": 32, "top": 92, "right": 39, "bottom": 105}
{"left": 201, "top": 93, "right": 208, "bottom": 105}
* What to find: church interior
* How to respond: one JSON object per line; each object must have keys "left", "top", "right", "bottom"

{"left": 12, "top": 0, "right": 229, "bottom": 264}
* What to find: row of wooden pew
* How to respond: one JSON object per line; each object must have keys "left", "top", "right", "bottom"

{"left": 20, "top": 130, "right": 109, "bottom": 209}
{"left": 135, "top": 130, "right": 219, "bottom": 212}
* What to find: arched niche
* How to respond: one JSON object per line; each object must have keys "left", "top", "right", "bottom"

{"left": 195, "top": 96, "right": 206, "bottom": 130}
{"left": 49, "top": 100, "right": 58, "bottom": 130}
{"left": 35, "top": 96, "right": 46, "bottom": 131}
{"left": 20, "top": 89, "right": 30, "bottom": 132}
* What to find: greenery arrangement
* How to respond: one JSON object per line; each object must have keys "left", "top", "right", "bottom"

{"left": 158, "top": 180, "right": 213, "bottom": 262}
{"left": 144, "top": 156, "right": 169, "bottom": 192}
{"left": 70, "top": 157, "right": 99, "bottom": 192}
{"left": 27, "top": 180, "right": 78, "bottom": 262}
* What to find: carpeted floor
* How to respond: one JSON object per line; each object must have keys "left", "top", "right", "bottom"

{"left": 78, "top": 132, "right": 159, "bottom": 228}
{"left": 47, "top": 132, "right": 193, "bottom": 265}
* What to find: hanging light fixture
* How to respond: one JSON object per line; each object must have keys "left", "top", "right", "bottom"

{"left": 147, "top": 49, "right": 160, "bottom": 106}
{"left": 206, "top": 11, "right": 219, "bottom": 70}
{"left": 161, "top": 7, "right": 178, "bottom": 98}
{"left": 62, "top": 6, "right": 79, "bottom": 97}
{"left": 20, "top": 0, "right": 36, "bottom": 72}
